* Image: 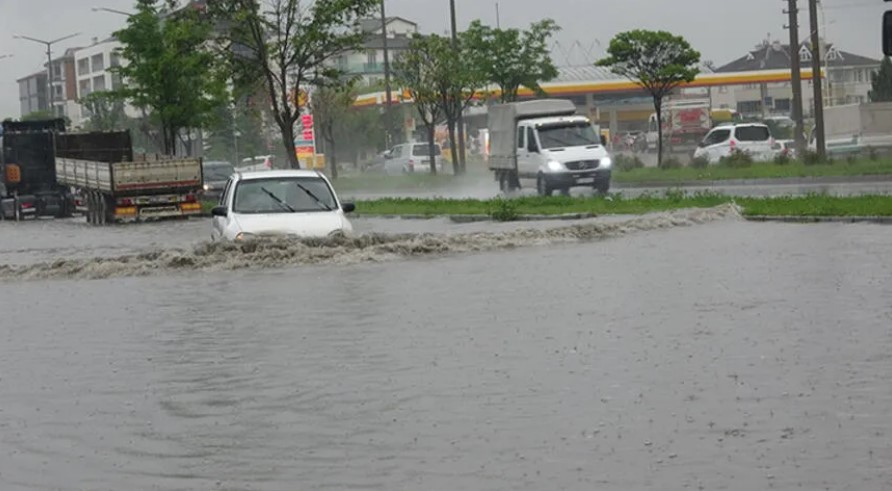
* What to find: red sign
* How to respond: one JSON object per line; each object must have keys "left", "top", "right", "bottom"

{"left": 301, "top": 114, "right": 313, "bottom": 128}
{"left": 302, "top": 130, "right": 314, "bottom": 141}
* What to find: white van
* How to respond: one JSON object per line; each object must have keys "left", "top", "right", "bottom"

{"left": 383, "top": 143, "right": 443, "bottom": 174}
{"left": 693, "top": 123, "right": 776, "bottom": 164}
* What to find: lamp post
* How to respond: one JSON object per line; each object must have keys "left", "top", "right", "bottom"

{"left": 449, "top": 0, "right": 466, "bottom": 173}
{"left": 13, "top": 33, "right": 81, "bottom": 116}
{"left": 91, "top": 6, "right": 133, "bottom": 16}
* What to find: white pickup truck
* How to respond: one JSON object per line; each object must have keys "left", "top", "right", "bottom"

{"left": 487, "top": 99, "right": 612, "bottom": 195}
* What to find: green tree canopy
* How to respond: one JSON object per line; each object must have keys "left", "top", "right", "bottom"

{"left": 597, "top": 29, "right": 700, "bottom": 167}
{"left": 80, "top": 91, "right": 127, "bottom": 132}
{"left": 869, "top": 57, "right": 892, "bottom": 102}
{"left": 463, "top": 19, "right": 560, "bottom": 103}
{"left": 113, "top": 0, "right": 228, "bottom": 155}
{"left": 311, "top": 80, "right": 358, "bottom": 179}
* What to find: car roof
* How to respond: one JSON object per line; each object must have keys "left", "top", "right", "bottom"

{"left": 237, "top": 169, "right": 324, "bottom": 181}
{"left": 711, "top": 123, "right": 768, "bottom": 130}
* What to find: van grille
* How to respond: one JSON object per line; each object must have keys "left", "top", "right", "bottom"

{"left": 564, "top": 160, "right": 599, "bottom": 171}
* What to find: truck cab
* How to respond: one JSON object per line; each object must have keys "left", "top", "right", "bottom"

{"left": 488, "top": 99, "right": 612, "bottom": 196}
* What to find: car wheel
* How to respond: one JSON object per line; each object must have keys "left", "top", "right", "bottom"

{"left": 536, "top": 174, "right": 552, "bottom": 197}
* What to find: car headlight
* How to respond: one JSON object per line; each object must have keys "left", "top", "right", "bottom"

{"left": 235, "top": 232, "right": 256, "bottom": 241}
{"left": 203, "top": 184, "right": 210, "bottom": 191}
{"left": 546, "top": 160, "right": 564, "bottom": 171}
{"left": 600, "top": 157, "right": 613, "bottom": 169}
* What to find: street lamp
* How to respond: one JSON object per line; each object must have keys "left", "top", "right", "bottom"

{"left": 13, "top": 32, "right": 80, "bottom": 116}
{"left": 91, "top": 6, "right": 133, "bottom": 16}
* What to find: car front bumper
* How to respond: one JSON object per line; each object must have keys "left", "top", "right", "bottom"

{"left": 545, "top": 169, "right": 612, "bottom": 188}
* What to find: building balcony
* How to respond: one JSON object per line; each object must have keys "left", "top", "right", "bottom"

{"left": 340, "top": 62, "right": 386, "bottom": 74}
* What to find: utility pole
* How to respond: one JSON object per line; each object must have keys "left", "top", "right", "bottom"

{"left": 495, "top": 2, "right": 500, "bottom": 28}
{"left": 380, "top": 0, "right": 394, "bottom": 148}
{"left": 449, "top": 0, "right": 466, "bottom": 173}
{"left": 808, "top": 0, "right": 825, "bottom": 159}
{"left": 784, "top": 0, "right": 806, "bottom": 158}
{"left": 13, "top": 33, "right": 80, "bottom": 117}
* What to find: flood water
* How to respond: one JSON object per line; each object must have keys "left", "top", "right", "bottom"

{"left": 1, "top": 214, "right": 891, "bottom": 490}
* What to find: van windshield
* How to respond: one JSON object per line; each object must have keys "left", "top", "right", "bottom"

{"left": 536, "top": 123, "right": 599, "bottom": 149}
{"left": 412, "top": 144, "right": 441, "bottom": 156}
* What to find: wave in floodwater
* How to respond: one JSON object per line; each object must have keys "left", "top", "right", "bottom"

{"left": 0, "top": 205, "right": 741, "bottom": 281}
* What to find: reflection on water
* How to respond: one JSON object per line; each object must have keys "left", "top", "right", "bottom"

{"left": 2, "top": 221, "right": 892, "bottom": 490}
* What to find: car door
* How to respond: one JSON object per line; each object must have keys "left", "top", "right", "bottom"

{"left": 516, "top": 124, "right": 538, "bottom": 178}
{"left": 212, "top": 178, "right": 233, "bottom": 240}
{"left": 703, "top": 128, "right": 732, "bottom": 162}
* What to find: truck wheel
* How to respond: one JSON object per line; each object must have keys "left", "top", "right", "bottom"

{"left": 103, "top": 196, "right": 115, "bottom": 224}
{"left": 508, "top": 171, "right": 520, "bottom": 191}
{"left": 97, "top": 195, "right": 107, "bottom": 225}
{"left": 498, "top": 172, "right": 509, "bottom": 193}
{"left": 536, "top": 174, "right": 552, "bottom": 197}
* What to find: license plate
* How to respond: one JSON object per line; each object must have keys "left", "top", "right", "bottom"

{"left": 577, "top": 177, "right": 595, "bottom": 184}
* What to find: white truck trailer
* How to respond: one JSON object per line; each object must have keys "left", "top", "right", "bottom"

{"left": 487, "top": 99, "right": 612, "bottom": 195}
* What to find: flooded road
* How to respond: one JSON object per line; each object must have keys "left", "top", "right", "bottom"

{"left": 2, "top": 214, "right": 891, "bottom": 490}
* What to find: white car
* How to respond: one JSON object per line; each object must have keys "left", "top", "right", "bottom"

{"left": 211, "top": 170, "right": 354, "bottom": 241}
{"left": 383, "top": 142, "right": 444, "bottom": 174}
{"left": 693, "top": 123, "right": 776, "bottom": 164}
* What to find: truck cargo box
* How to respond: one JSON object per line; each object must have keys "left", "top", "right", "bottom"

{"left": 487, "top": 99, "right": 577, "bottom": 170}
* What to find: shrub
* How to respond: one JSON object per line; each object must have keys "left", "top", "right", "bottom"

{"left": 487, "top": 196, "right": 518, "bottom": 222}
{"left": 615, "top": 153, "right": 644, "bottom": 172}
{"left": 720, "top": 149, "right": 753, "bottom": 168}
{"left": 660, "top": 156, "right": 683, "bottom": 170}
{"left": 774, "top": 152, "right": 792, "bottom": 165}
{"left": 867, "top": 146, "right": 880, "bottom": 161}
{"left": 801, "top": 149, "right": 824, "bottom": 166}
{"left": 689, "top": 155, "right": 710, "bottom": 169}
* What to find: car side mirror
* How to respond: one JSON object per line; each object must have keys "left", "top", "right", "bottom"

{"left": 885, "top": 11, "right": 892, "bottom": 56}
{"left": 600, "top": 135, "right": 607, "bottom": 146}
{"left": 341, "top": 202, "right": 355, "bottom": 213}
{"left": 697, "top": 141, "right": 706, "bottom": 148}
{"left": 211, "top": 206, "right": 228, "bottom": 217}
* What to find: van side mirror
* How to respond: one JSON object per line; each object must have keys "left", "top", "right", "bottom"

{"left": 341, "top": 202, "right": 355, "bottom": 213}
{"left": 600, "top": 135, "right": 607, "bottom": 146}
{"left": 211, "top": 206, "right": 228, "bottom": 217}
{"left": 885, "top": 11, "right": 892, "bottom": 56}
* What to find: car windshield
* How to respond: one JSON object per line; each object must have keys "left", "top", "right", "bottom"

{"left": 204, "top": 163, "right": 234, "bottom": 181}
{"left": 536, "top": 123, "right": 599, "bottom": 149}
{"left": 735, "top": 126, "right": 771, "bottom": 141}
{"left": 233, "top": 177, "right": 336, "bottom": 214}
{"left": 412, "top": 144, "right": 440, "bottom": 156}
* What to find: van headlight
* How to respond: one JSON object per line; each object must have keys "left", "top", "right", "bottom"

{"left": 600, "top": 157, "right": 613, "bottom": 169}
{"left": 235, "top": 232, "right": 256, "bottom": 241}
{"left": 546, "top": 160, "right": 564, "bottom": 171}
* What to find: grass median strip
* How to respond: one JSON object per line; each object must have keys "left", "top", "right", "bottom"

{"left": 613, "top": 159, "right": 892, "bottom": 184}
{"left": 354, "top": 193, "right": 892, "bottom": 219}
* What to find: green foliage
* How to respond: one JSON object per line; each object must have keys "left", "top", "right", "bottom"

{"left": 20, "top": 110, "right": 55, "bottom": 122}
{"left": 720, "top": 149, "right": 753, "bottom": 168}
{"left": 597, "top": 30, "right": 700, "bottom": 168}
{"left": 486, "top": 197, "right": 519, "bottom": 221}
{"left": 801, "top": 149, "right": 824, "bottom": 166}
{"left": 80, "top": 91, "right": 127, "bottom": 131}
{"left": 869, "top": 57, "right": 892, "bottom": 102}
{"left": 211, "top": 0, "right": 380, "bottom": 168}
{"left": 311, "top": 80, "right": 360, "bottom": 179}
{"left": 463, "top": 19, "right": 560, "bottom": 103}
{"left": 393, "top": 34, "right": 450, "bottom": 174}
{"left": 660, "top": 155, "right": 683, "bottom": 169}
{"left": 614, "top": 153, "right": 645, "bottom": 171}
{"left": 690, "top": 155, "right": 710, "bottom": 169}
{"left": 774, "top": 152, "right": 792, "bottom": 165}
{"left": 204, "top": 100, "right": 267, "bottom": 163}
{"left": 114, "top": 0, "right": 228, "bottom": 155}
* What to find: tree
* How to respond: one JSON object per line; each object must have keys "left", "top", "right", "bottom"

{"left": 80, "top": 91, "right": 127, "bottom": 131}
{"left": 597, "top": 30, "right": 700, "bottom": 168}
{"left": 393, "top": 34, "right": 446, "bottom": 175}
{"left": 310, "top": 80, "right": 358, "bottom": 180}
{"left": 205, "top": 99, "right": 267, "bottom": 163}
{"left": 869, "top": 57, "right": 892, "bottom": 102}
{"left": 114, "top": 0, "right": 228, "bottom": 156}
{"left": 212, "top": 0, "right": 380, "bottom": 169}
{"left": 463, "top": 19, "right": 560, "bottom": 103}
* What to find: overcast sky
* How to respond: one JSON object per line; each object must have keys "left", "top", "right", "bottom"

{"left": 0, "top": 0, "right": 883, "bottom": 117}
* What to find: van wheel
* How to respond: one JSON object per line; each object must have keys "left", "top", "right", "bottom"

{"left": 498, "top": 172, "right": 508, "bottom": 193}
{"left": 536, "top": 174, "right": 552, "bottom": 197}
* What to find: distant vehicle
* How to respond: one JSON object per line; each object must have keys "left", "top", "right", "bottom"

{"left": 764, "top": 115, "right": 795, "bottom": 128}
{"left": 383, "top": 142, "right": 443, "bottom": 174}
{"left": 693, "top": 123, "right": 776, "bottom": 164}
{"left": 201, "top": 160, "right": 235, "bottom": 200}
{"left": 810, "top": 102, "right": 892, "bottom": 157}
{"left": 776, "top": 139, "right": 797, "bottom": 159}
{"left": 236, "top": 155, "right": 275, "bottom": 172}
{"left": 0, "top": 119, "right": 75, "bottom": 220}
{"left": 487, "top": 99, "right": 612, "bottom": 195}
{"left": 646, "top": 99, "right": 712, "bottom": 154}
{"left": 210, "top": 169, "right": 355, "bottom": 241}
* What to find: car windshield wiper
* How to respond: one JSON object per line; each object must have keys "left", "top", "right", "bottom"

{"left": 260, "top": 187, "right": 296, "bottom": 212}
{"left": 294, "top": 183, "right": 332, "bottom": 211}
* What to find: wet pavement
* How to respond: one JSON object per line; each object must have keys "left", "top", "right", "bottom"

{"left": 2, "top": 213, "right": 892, "bottom": 490}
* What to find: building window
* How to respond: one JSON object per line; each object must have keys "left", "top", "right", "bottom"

{"left": 737, "top": 100, "right": 762, "bottom": 114}
{"left": 78, "top": 58, "right": 90, "bottom": 75}
{"left": 110, "top": 53, "right": 121, "bottom": 68}
{"left": 54, "top": 86, "right": 63, "bottom": 97}
{"left": 366, "top": 50, "right": 378, "bottom": 69}
{"left": 774, "top": 98, "right": 791, "bottom": 112}
{"left": 91, "top": 54, "right": 104, "bottom": 72}
{"left": 53, "top": 64, "right": 62, "bottom": 80}
{"left": 718, "top": 86, "right": 728, "bottom": 94}
{"left": 93, "top": 75, "right": 107, "bottom": 92}
{"left": 111, "top": 74, "right": 123, "bottom": 90}
{"left": 79, "top": 79, "right": 92, "bottom": 98}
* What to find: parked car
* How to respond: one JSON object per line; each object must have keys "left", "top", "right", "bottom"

{"left": 210, "top": 169, "right": 354, "bottom": 241}
{"left": 383, "top": 143, "right": 443, "bottom": 174}
{"left": 201, "top": 160, "right": 235, "bottom": 200}
{"left": 235, "top": 155, "right": 275, "bottom": 172}
{"left": 776, "top": 139, "right": 797, "bottom": 159}
{"left": 693, "top": 123, "right": 776, "bottom": 164}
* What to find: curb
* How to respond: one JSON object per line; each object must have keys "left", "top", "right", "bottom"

{"left": 744, "top": 215, "right": 892, "bottom": 224}
{"left": 614, "top": 175, "right": 892, "bottom": 189}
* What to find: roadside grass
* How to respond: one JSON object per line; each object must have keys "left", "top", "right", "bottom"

{"left": 613, "top": 158, "right": 892, "bottom": 184}
{"left": 354, "top": 192, "right": 892, "bottom": 219}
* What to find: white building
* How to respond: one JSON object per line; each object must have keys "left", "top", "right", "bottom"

{"left": 333, "top": 16, "right": 418, "bottom": 88}
{"left": 71, "top": 37, "right": 140, "bottom": 128}
{"left": 712, "top": 39, "right": 881, "bottom": 118}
